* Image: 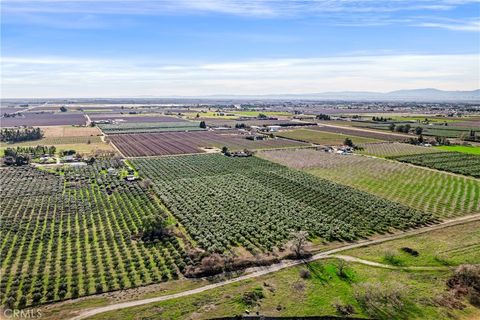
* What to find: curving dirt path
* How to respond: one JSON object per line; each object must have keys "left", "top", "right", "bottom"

{"left": 68, "top": 213, "right": 480, "bottom": 320}
{"left": 331, "top": 255, "right": 451, "bottom": 271}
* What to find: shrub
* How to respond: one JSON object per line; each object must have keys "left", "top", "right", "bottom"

{"left": 200, "top": 253, "right": 224, "bottom": 272}
{"left": 432, "top": 291, "right": 466, "bottom": 310}
{"left": 299, "top": 268, "right": 311, "bottom": 279}
{"left": 242, "top": 287, "right": 265, "bottom": 306}
{"left": 383, "top": 250, "right": 403, "bottom": 266}
{"left": 447, "top": 264, "right": 480, "bottom": 306}
{"left": 354, "top": 282, "right": 409, "bottom": 319}
{"left": 401, "top": 247, "right": 419, "bottom": 257}
{"left": 332, "top": 299, "right": 355, "bottom": 316}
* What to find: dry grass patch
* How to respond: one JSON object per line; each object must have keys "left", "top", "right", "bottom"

{"left": 41, "top": 126, "right": 102, "bottom": 137}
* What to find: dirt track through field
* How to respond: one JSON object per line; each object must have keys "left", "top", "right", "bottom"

{"left": 68, "top": 213, "right": 480, "bottom": 320}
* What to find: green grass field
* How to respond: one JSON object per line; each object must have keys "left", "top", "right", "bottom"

{"left": 87, "top": 259, "right": 477, "bottom": 320}
{"left": 435, "top": 145, "right": 480, "bottom": 155}
{"left": 344, "top": 221, "right": 480, "bottom": 267}
{"left": 278, "top": 129, "right": 382, "bottom": 145}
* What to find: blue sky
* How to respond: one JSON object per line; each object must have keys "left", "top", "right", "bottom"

{"left": 1, "top": 0, "right": 479, "bottom": 98}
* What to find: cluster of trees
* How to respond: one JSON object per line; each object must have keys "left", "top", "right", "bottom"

{"left": 235, "top": 123, "right": 247, "bottom": 129}
{"left": 407, "top": 135, "right": 425, "bottom": 145}
{"left": 463, "top": 130, "right": 479, "bottom": 142}
{"left": 371, "top": 116, "right": 390, "bottom": 122}
{"left": 0, "top": 127, "right": 43, "bottom": 143}
{"left": 389, "top": 123, "right": 411, "bottom": 133}
{"left": 344, "top": 138, "right": 354, "bottom": 147}
{"left": 435, "top": 136, "right": 450, "bottom": 145}
{"left": 316, "top": 114, "right": 331, "bottom": 120}
{"left": 59, "top": 106, "right": 68, "bottom": 112}
{"left": 258, "top": 113, "right": 268, "bottom": 119}
{"left": 2, "top": 113, "right": 22, "bottom": 118}
{"left": 344, "top": 138, "right": 363, "bottom": 150}
{"left": 199, "top": 121, "right": 207, "bottom": 129}
{"left": 3, "top": 145, "right": 56, "bottom": 166}
{"left": 60, "top": 149, "right": 76, "bottom": 156}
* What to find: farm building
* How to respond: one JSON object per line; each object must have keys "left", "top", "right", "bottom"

{"left": 267, "top": 125, "right": 281, "bottom": 132}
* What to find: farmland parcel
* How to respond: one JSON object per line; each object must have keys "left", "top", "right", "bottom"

{"left": 0, "top": 162, "right": 191, "bottom": 308}
{"left": 109, "top": 132, "right": 309, "bottom": 157}
{"left": 259, "top": 149, "right": 480, "bottom": 218}
{"left": 132, "top": 154, "right": 431, "bottom": 253}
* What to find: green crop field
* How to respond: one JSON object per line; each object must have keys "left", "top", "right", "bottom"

{"left": 435, "top": 145, "right": 480, "bottom": 155}
{"left": 0, "top": 162, "right": 192, "bottom": 309}
{"left": 393, "top": 152, "right": 480, "bottom": 178}
{"left": 277, "top": 129, "right": 382, "bottom": 145}
{"left": 259, "top": 149, "right": 480, "bottom": 218}
{"left": 132, "top": 154, "right": 430, "bottom": 253}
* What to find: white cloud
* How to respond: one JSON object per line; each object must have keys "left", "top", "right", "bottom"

{"left": 416, "top": 20, "right": 480, "bottom": 32}
{"left": 1, "top": 54, "right": 478, "bottom": 97}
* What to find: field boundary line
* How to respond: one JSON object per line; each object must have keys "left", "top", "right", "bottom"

{"left": 107, "top": 138, "right": 126, "bottom": 158}
{"left": 68, "top": 213, "right": 480, "bottom": 320}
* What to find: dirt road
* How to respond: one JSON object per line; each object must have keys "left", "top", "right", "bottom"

{"left": 69, "top": 213, "right": 480, "bottom": 320}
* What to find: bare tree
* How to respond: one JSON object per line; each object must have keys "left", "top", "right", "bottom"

{"left": 290, "top": 230, "right": 308, "bottom": 257}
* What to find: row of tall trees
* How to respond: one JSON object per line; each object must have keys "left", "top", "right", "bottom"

{"left": 0, "top": 127, "right": 43, "bottom": 143}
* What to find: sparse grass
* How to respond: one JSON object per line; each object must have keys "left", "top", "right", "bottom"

{"left": 41, "top": 126, "right": 102, "bottom": 138}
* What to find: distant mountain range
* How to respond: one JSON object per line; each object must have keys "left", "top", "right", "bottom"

{"left": 2, "top": 88, "right": 479, "bottom": 102}
{"left": 202, "top": 88, "right": 480, "bottom": 102}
